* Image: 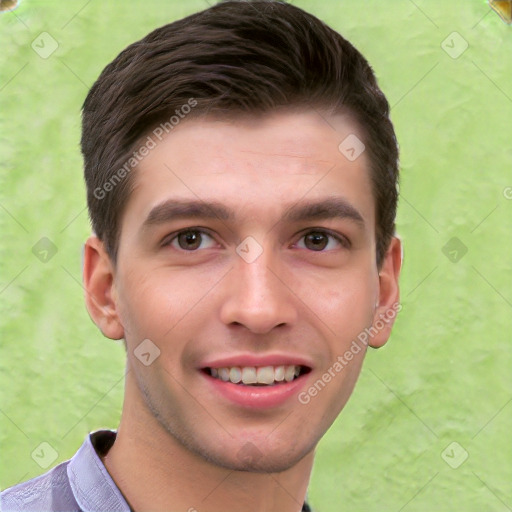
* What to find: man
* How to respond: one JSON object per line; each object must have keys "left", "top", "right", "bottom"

{"left": 0, "top": 1, "right": 401, "bottom": 510}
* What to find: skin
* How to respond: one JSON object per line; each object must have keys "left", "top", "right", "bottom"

{"left": 83, "top": 109, "right": 402, "bottom": 512}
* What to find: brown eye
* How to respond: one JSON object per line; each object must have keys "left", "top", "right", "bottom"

{"left": 166, "top": 229, "right": 216, "bottom": 251}
{"left": 304, "top": 232, "right": 329, "bottom": 251}
{"left": 177, "top": 231, "right": 201, "bottom": 250}
{"left": 296, "top": 230, "right": 348, "bottom": 252}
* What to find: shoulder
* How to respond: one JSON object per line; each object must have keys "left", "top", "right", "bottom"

{"left": 0, "top": 460, "right": 80, "bottom": 512}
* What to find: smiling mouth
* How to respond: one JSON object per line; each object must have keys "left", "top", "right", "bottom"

{"left": 203, "top": 365, "right": 311, "bottom": 386}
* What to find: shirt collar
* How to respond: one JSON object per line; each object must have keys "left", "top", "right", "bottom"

{"left": 66, "top": 429, "right": 310, "bottom": 512}
{"left": 67, "top": 429, "right": 131, "bottom": 512}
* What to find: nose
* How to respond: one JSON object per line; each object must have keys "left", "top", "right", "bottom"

{"left": 219, "top": 245, "right": 298, "bottom": 334}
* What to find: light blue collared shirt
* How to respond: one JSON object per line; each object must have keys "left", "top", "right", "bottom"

{"left": 1, "top": 429, "right": 312, "bottom": 511}
{"left": 0, "top": 429, "right": 131, "bottom": 512}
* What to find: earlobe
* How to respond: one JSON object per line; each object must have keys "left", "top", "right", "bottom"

{"left": 368, "top": 236, "right": 402, "bottom": 348}
{"left": 82, "top": 235, "right": 125, "bottom": 340}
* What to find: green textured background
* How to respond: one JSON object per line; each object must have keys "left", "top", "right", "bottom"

{"left": 1, "top": 1, "right": 511, "bottom": 510}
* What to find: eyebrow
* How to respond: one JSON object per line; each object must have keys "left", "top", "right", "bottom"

{"left": 283, "top": 197, "right": 365, "bottom": 225}
{"left": 141, "top": 196, "right": 365, "bottom": 230}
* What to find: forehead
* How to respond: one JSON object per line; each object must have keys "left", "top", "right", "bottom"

{"left": 122, "top": 109, "right": 375, "bottom": 232}
{"left": 147, "top": 110, "right": 365, "bottom": 172}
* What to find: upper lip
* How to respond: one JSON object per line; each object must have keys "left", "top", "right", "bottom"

{"left": 200, "top": 353, "right": 314, "bottom": 370}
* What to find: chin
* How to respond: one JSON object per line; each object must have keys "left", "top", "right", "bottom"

{"left": 195, "top": 436, "right": 318, "bottom": 474}
{"left": 208, "top": 451, "right": 309, "bottom": 474}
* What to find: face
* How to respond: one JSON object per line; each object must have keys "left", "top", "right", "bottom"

{"left": 85, "top": 109, "right": 401, "bottom": 473}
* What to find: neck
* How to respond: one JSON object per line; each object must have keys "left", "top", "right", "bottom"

{"left": 101, "top": 369, "right": 314, "bottom": 512}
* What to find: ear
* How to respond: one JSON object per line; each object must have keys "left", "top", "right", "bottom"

{"left": 368, "top": 236, "right": 402, "bottom": 348}
{"left": 82, "top": 235, "right": 124, "bottom": 340}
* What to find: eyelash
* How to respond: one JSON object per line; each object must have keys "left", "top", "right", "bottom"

{"left": 162, "top": 228, "right": 350, "bottom": 252}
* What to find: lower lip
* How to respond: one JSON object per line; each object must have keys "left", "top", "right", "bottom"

{"left": 201, "top": 371, "right": 309, "bottom": 409}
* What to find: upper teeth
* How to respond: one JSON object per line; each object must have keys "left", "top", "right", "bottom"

{"left": 210, "top": 365, "right": 301, "bottom": 385}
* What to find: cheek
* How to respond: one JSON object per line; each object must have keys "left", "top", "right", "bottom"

{"left": 115, "top": 272, "right": 175, "bottom": 341}
{"left": 116, "top": 267, "right": 218, "bottom": 345}
{"left": 305, "top": 271, "right": 377, "bottom": 340}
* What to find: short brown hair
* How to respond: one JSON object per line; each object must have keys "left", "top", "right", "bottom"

{"left": 81, "top": 0, "right": 399, "bottom": 267}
